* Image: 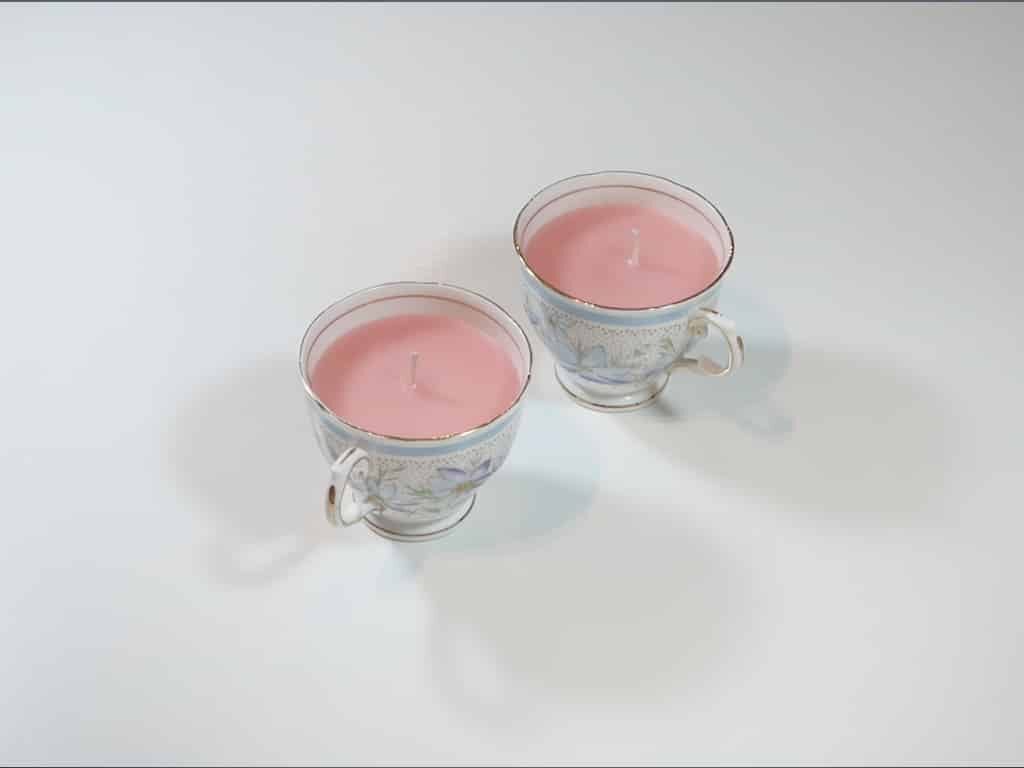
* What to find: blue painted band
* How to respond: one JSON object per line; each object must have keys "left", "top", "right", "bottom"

{"left": 521, "top": 270, "right": 714, "bottom": 327}
{"left": 318, "top": 406, "right": 517, "bottom": 457}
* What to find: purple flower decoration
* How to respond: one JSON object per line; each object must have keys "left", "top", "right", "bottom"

{"left": 428, "top": 459, "right": 494, "bottom": 500}
{"left": 352, "top": 473, "right": 398, "bottom": 511}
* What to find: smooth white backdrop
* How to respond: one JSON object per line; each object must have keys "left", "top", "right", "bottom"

{"left": 2, "top": 3, "right": 1022, "bottom": 764}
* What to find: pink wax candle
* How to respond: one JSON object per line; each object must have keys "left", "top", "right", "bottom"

{"left": 524, "top": 202, "right": 723, "bottom": 309}
{"left": 310, "top": 313, "right": 522, "bottom": 439}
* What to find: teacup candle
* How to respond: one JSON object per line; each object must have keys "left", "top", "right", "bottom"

{"left": 310, "top": 313, "right": 522, "bottom": 440}
{"left": 299, "top": 283, "right": 532, "bottom": 541}
{"left": 515, "top": 171, "right": 744, "bottom": 411}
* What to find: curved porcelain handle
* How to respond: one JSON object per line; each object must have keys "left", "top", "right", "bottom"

{"left": 671, "top": 307, "right": 745, "bottom": 377}
{"left": 324, "top": 447, "right": 372, "bottom": 527}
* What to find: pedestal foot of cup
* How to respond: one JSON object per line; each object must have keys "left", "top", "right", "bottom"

{"left": 553, "top": 364, "right": 670, "bottom": 412}
{"left": 361, "top": 494, "right": 476, "bottom": 542}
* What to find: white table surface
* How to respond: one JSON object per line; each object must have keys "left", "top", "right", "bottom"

{"left": 2, "top": 3, "right": 1022, "bottom": 764}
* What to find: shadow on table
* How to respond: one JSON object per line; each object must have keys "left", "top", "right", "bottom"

{"left": 410, "top": 398, "right": 598, "bottom": 559}
{"left": 621, "top": 285, "right": 955, "bottom": 527}
{"left": 386, "top": 399, "right": 748, "bottom": 731}
{"left": 166, "top": 360, "right": 596, "bottom": 589}
{"left": 411, "top": 493, "right": 747, "bottom": 732}
{"left": 167, "top": 358, "right": 348, "bottom": 587}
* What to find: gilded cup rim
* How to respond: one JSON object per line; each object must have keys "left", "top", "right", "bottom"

{"left": 512, "top": 170, "right": 735, "bottom": 313}
{"left": 298, "top": 281, "right": 533, "bottom": 445}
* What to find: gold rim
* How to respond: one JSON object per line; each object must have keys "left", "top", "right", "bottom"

{"left": 512, "top": 170, "right": 735, "bottom": 312}
{"left": 298, "top": 281, "right": 533, "bottom": 443}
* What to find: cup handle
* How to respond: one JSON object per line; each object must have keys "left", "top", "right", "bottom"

{"left": 324, "top": 447, "right": 372, "bottom": 527}
{"left": 671, "top": 307, "right": 745, "bottom": 377}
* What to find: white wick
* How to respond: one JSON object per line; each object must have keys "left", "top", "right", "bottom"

{"left": 628, "top": 227, "right": 640, "bottom": 267}
{"left": 409, "top": 352, "right": 419, "bottom": 389}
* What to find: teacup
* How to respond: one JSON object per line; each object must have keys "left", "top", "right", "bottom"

{"left": 299, "top": 282, "right": 532, "bottom": 541}
{"left": 514, "top": 171, "right": 744, "bottom": 412}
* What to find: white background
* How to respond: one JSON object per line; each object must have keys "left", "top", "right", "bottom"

{"left": 2, "top": 3, "right": 1022, "bottom": 764}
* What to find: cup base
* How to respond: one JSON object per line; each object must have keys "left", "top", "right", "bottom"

{"left": 554, "top": 364, "right": 670, "bottom": 412}
{"left": 362, "top": 494, "right": 476, "bottom": 542}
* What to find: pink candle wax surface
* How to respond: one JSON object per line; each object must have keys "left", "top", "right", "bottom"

{"left": 524, "top": 203, "right": 722, "bottom": 309}
{"left": 311, "top": 313, "right": 522, "bottom": 439}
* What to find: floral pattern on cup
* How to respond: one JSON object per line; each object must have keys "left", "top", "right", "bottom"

{"left": 310, "top": 404, "right": 521, "bottom": 523}
{"left": 346, "top": 456, "right": 500, "bottom": 518}
{"left": 524, "top": 290, "right": 685, "bottom": 385}
{"left": 406, "top": 458, "right": 497, "bottom": 512}
{"left": 348, "top": 462, "right": 416, "bottom": 515}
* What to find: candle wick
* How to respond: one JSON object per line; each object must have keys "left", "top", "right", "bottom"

{"left": 409, "top": 352, "right": 419, "bottom": 389}
{"left": 628, "top": 227, "right": 640, "bottom": 267}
